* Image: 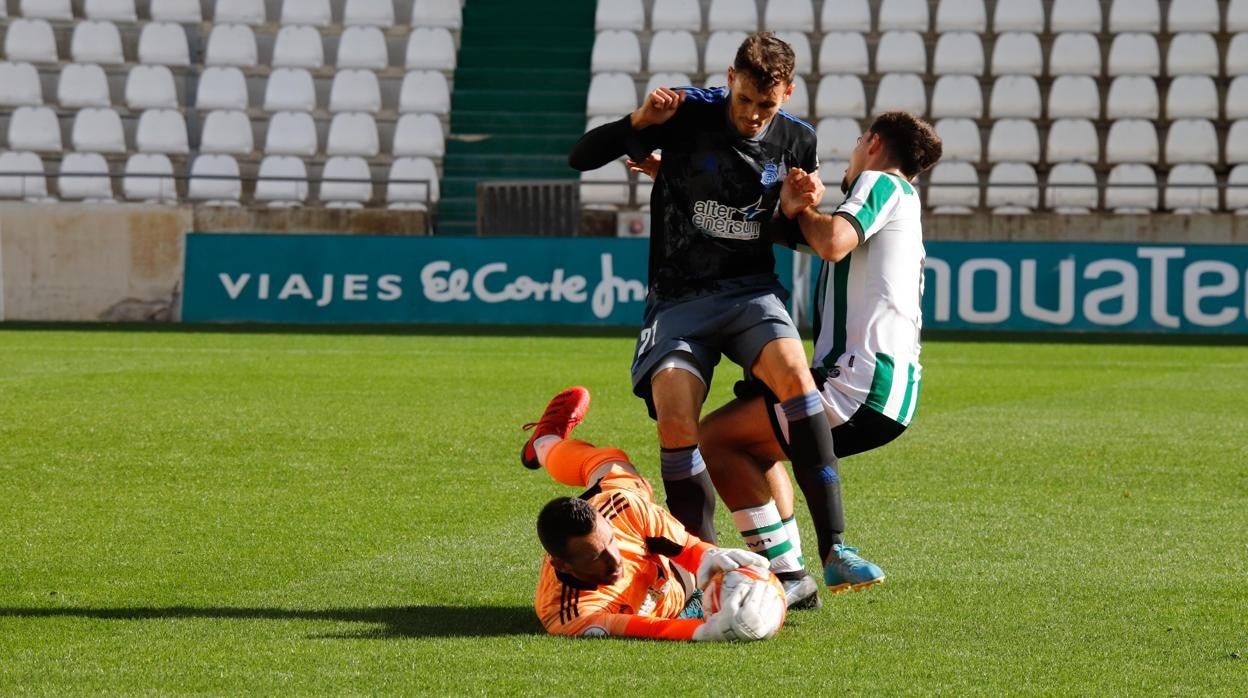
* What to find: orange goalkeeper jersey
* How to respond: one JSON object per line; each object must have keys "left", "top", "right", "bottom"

{"left": 534, "top": 465, "right": 714, "bottom": 640}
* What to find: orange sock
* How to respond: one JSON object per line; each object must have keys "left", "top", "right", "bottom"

{"left": 544, "top": 439, "right": 631, "bottom": 487}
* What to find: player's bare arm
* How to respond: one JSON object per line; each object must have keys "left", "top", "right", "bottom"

{"left": 783, "top": 170, "right": 861, "bottom": 262}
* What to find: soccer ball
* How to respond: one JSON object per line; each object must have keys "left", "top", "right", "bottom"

{"left": 703, "top": 566, "right": 787, "bottom": 640}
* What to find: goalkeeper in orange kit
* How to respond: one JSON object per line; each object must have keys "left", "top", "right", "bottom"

{"left": 524, "top": 386, "right": 782, "bottom": 641}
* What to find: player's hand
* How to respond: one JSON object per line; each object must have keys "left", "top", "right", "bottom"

{"left": 696, "top": 548, "right": 770, "bottom": 589}
{"left": 728, "top": 578, "right": 786, "bottom": 641}
{"left": 626, "top": 153, "right": 662, "bottom": 179}
{"left": 780, "top": 168, "right": 825, "bottom": 218}
{"left": 631, "top": 87, "right": 685, "bottom": 130}
{"left": 691, "top": 580, "right": 747, "bottom": 642}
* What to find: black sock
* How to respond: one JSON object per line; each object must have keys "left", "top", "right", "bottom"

{"left": 660, "top": 446, "right": 717, "bottom": 544}
{"left": 782, "top": 394, "right": 845, "bottom": 564}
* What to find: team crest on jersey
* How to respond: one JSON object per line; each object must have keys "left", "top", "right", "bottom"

{"left": 761, "top": 162, "right": 781, "bottom": 187}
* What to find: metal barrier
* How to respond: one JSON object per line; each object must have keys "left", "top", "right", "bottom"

{"left": 477, "top": 179, "right": 578, "bottom": 236}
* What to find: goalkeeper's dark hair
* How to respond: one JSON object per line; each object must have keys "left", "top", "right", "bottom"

{"left": 537, "top": 497, "right": 598, "bottom": 558}
{"left": 868, "top": 111, "right": 943, "bottom": 178}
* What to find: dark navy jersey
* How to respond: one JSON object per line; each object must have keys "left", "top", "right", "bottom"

{"left": 568, "top": 87, "right": 818, "bottom": 300}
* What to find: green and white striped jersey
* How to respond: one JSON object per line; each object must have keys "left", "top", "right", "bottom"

{"left": 812, "top": 170, "right": 924, "bottom": 426}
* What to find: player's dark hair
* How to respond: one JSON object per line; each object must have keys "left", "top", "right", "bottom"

{"left": 868, "top": 111, "right": 944, "bottom": 178}
{"left": 732, "top": 32, "right": 796, "bottom": 90}
{"left": 537, "top": 497, "right": 598, "bottom": 559}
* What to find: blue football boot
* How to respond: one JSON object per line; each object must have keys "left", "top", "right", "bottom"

{"left": 824, "top": 544, "right": 885, "bottom": 593}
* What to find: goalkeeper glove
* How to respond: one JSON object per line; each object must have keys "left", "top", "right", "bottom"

{"left": 696, "top": 547, "right": 769, "bottom": 589}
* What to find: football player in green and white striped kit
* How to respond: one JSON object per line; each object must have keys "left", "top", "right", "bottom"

{"left": 699, "top": 112, "right": 943, "bottom": 601}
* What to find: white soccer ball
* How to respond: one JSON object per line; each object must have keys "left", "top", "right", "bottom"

{"left": 704, "top": 567, "right": 787, "bottom": 640}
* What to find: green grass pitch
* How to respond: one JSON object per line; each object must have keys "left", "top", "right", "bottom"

{"left": 0, "top": 328, "right": 1245, "bottom": 695}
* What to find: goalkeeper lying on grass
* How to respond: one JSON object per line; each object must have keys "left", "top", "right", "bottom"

{"left": 525, "top": 386, "right": 784, "bottom": 641}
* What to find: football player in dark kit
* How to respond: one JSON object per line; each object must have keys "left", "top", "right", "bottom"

{"left": 558, "top": 32, "right": 882, "bottom": 608}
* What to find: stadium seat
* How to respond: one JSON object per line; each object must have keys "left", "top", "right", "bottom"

{"left": 1105, "top": 120, "right": 1159, "bottom": 164}
{"left": 188, "top": 154, "right": 242, "bottom": 205}
{"left": 818, "top": 32, "right": 869, "bottom": 75}
{"left": 1045, "top": 119, "right": 1098, "bottom": 164}
{"left": 265, "top": 111, "right": 318, "bottom": 156}
{"left": 936, "top": 0, "right": 986, "bottom": 32}
{"left": 201, "top": 110, "right": 254, "bottom": 154}
{"left": 596, "top": 0, "right": 644, "bottom": 31}
{"left": 282, "top": 0, "right": 331, "bottom": 26}
{"left": 406, "top": 28, "right": 457, "bottom": 71}
{"left": 1227, "top": 120, "right": 1248, "bottom": 163}
{"left": 138, "top": 22, "right": 190, "bottom": 66}
{"left": 4, "top": 20, "right": 58, "bottom": 64}
{"left": 765, "top": 0, "right": 815, "bottom": 31}
{"left": 206, "top": 24, "right": 258, "bottom": 68}
{"left": 411, "top": 0, "right": 462, "bottom": 30}
{"left": 326, "top": 112, "right": 379, "bottom": 157}
{"left": 1166, "top": 76, "right": 1218, "bottom": 120}
{"left": 1231, "top": 0, "right": 1248, "bottom": 33}
{"left": 989, "top": 75, "right": 1041, "bottom": 119}
{"left": 1107, "top": 33, "right": 1160, "bottom": 77}
{"left": 344, "top": 0, "right": 395, "bottom": 27}
{"left": 1228, "top": 34, "right": 1248, "bottom": 76}
{"left": 875, "top": 32, "right": 926, "bottom": 75}
{"left": 9, "top": 106, "right": 62, "bottom": 152}
{"left": 135, "top": 109, "right": 190, "bottom": 154}
{"left": 320, "top": 156, "right": 373, "bottom": 207}
{"left": 991, "top": 32, "right": 1042, "bottom": 76}
{"left": 926, "top": 161, "right": 980, "bottom": 213}
{"left": 930, "top": 75, "right": 983, "bottom": 118}
{"left": 785, "top": 79, "right": 810, "bottom": 119}
{"left": 0, "top": 62, "right": 43, "bottom": 107}
{"left": 1166, "top": 33, "right": 1217, "bottom": 76}
{"left": 150, "top": 0, "right": 202, "bottom": 22}
{"left": 586, "top": 72, "right": 637, "bottom": 116}
{"left": 1108, "top": 0, "right": 1160, "bottom": 33}
{"left": 215, "top": 0, "right": 265, "bottom": 24}
{"left": 1227, "top": 78, "right": 1248, "bottom": 120}
{"left": 586, "top": 116, "right": 618, "bottom": 133}
{"left": 338, "top": 26, "right": 388, "bottom": 69}
{"left": 1165, "top": 164, "right": 1218, "bottom": 213}
{"left": 580, "top": 160, "right": 630, "bottom": 209}
{"left": 934, "top": 118, "right": 982, "bottom": 162}
{"left": 878, "top": 0, "right": 929, "bottom": 31}
{"left": 20, "top": 0, "right": 71, "bottom": 20}
{"left": 820, "top": 0, "right": 870, "bottom": 32}
{"left": 645, "top": 72, "right": 692, "bottom": 93}
{"left": 651, "top": 0, "right": 702, "bottom": 31}
{"left": 265, "top": 68, "right": 316, "bottom": 112}
{"left": 393, "top": 112, "right": 445, "bottom": 158}
{"left": 592, "top": 30, "right": 642, "bottom": 74}
{"left": 387, "top": 156, "right": 439, "bottom": 209}
{"left": 86, "top": 0, "right": 136, "bottom": 22}
{"left": 648, "top": 30, "right": 699, "bottom": 74}
{"left": 708, "top": 0, "right": 757, "bottom": 31}
{"left": 272, "top": 25, "right": 325, "bottom": 68}
{"left": 1106, "top": 76, "right": 1159, "bottom": 119}
{"left": 196, "top": 66, "right": 248, "bottom": 111}
{"left": 1168, "top": 0, "right": 1220, "bottom": 33}
{"left": 775, "top": 31, "right": 812, "bottom": 75}
{"left": 1165, "top": 119, "right": 1218, "bottom": 165}
{"left": 1047, "top": 33, "right": 1100, "bottom": 76}
{"left": 815, "top": 74, "right": 866, "bottom": 118}
{"left": 1226, "top": 164, "right": 1248, "bottom": 212}
{"left": 123, "top": 153, "right": 177, "bottom": 203}
{"left": 71, "top": 21, "right": 125, "bottom": 65}
{"left": 0, "top": 151, "right": 48, "bottom": 201}
{"left": 1104, "top": 163, "right": 1157, "bottom": 212}
{"left": 872, "top": 74, "right": 927, "bottom": 115}
{"left": 58, "top": 153, "right": 113, "bottom": 202}
{"left": 60, "top": 63, "right": 112, "bottom": 108}
{"left": 254, "top": 155, "right": 309, "bottom": 207}
{"left": 705, "top": 31, "right": 749, "bottom": 73}
{"left": 125, "top": 65, "right": 178, "bottom": 110}
{"left": 992, "top": 0, "right": 1044, "bottom": 32}
{"left": 987, "top": 119, "right": 1040, "bottom": 163}
{"left": 986, "top": 163, "right": 1038, "bottom": 213}
{"left": 932, "top": 32, "right": 983, "bottom": 75}
{"left": 329, "top": 69, "right": 381, "bottom": 113}
{"left": 1049, "top": 0, "right": 1101, "bottom": 32}
{"left": 1046, "top": 162, "right": 1098, "bottom": 213}
{"left": 399, "top": 70, "right": 451, "bottom": 114}
{"left": 816, "top": 118, "right": 862, "bottom": 161}
{"left": 1047, "top": 76, "right": 1100, "bottom": 119}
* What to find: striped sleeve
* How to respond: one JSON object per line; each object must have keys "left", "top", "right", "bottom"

{"left": 834, "top": 171, "right": 904, "bottom": 242}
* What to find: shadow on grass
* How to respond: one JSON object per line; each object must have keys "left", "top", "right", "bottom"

{"left": 0, "top": 605, "right": 542, "bottom": 639}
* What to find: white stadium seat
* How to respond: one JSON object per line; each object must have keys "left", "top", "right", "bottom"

{"left": 411, "top": 0, "right": 463, "bottom": 30}
{"left": 986, "top": 163, "right": 1038, "bottom": 213}
{"left": 651, "top": 0, "right": 702, "bottom": 31}
{"left": 406, "top": 28, "right": 457, "bottom": 71}
{"left": 991, "top": 32, "right": 1042, "bottom": 76}
{"left": 708, "top": 0, "right": 757, "bottom": 31}
{"left": 344, "top": 0, "right": 395, "bottom": 27}
{"left": 934, "top": 118, "right": 982, "bottom": 162}
{"left": 188, "top": 154, "right": 242, "bottom": 205}
{"left": 150, "top": 0, "right": 202, "bottom": 22}
{"left": 265, "top": 68, "right": 316, "bottom": 112}
{"left": 1107, "top": 33, "right": 1160, "bottom": 77}
{"left": 1166, "top": 33, "right": 1218, "bottom": 76}
{"left": 872, "top": 73, "right": 927, "bottom": 115}
{"left": 136, "top": 109, "right": 190, "bottom": 154}
{"left": 878, "top": 0, "right": 929, "bottom": 31}
{"left": 329, "top": 69, "right": 382, "bottom": 113}
{"left": 126, "top": 65, "right": 178, "bottom": 110}
{"left": 1106, "top": 76, "right": 1159, "bottom": 119}
{"left": 989, "top": 75, "right": 1040, "bottom": 119}
{"left": 1109, "top": 0, "right": 1159, "bottom": 33}
{"left": 1046, "top": 163, "right": 1098, "bottom": 213}
{"left": 1165, "top": 119, "right": 1218, "bottom": 165}
{"left": 86, "top": 0, "right": 137, "bottom": 21}
{"left": 936, "top": 0, "right": 986, "bottom": 32}
{"left": 932, "top": 32, "right": 983, "bottom": 75}
{"left": 704, "top": 31, "right": 749, "bottom": 73}
{"left": 1105, "top": 120, "right": 1159, "bottom": 164}
{"left": 817, "top": 118, "right": 862, "bottom": 161}
{"left": 337, "top": 26, "right": 388, "bottom": 69}
{"left": 1227, "top": 120, "right": 1248, "bottom": 162}
{"left": 20, "top": 0, "right": 71, "bottom": 20}
{"left": 139, "top": 22, "right": 190, "bottom": 66}
{"left": 987, "top": 119, "right": 1039, "bottom": 163}
{"left": 1231, "top": 0, "right": 1248, "bottom": 33}
{"left": 586, "top": 72, "right": 638, "bottom": 116}
{"left": 393, "top": 113, "right": 445, "bottom": 158}
{"left": 196, "top": 66, "right": 248, "bottom": 111}
{"left": 1047, "top": 76, "right": 1100, "bottom": 119}
{"left": 1165, "top": 164, "right": 1218, "bottom": 213}
{"left": 926, "top": 161, "right": 980, "bottom": 213}
{"left": 72, "top": 21, "right": 125, "bottom": 65}
{"left": 930, "top": 75, "right": 983, "bottom": 118}
{"left": 387, "top": 156, "right": 439, "bottom": 208}
{"left": 1228, "top": 34, "right": 1248, "bottom": 76}
{"left": 785, "top": 79, "right": 810, "bottom": 119}
{"left": 1105, "top": 164, "right": 1157, "bottom": 212}
{"left": 59, "top": 152, "right": 113, "bottom": 202}
{"left": 200, "top": 110, "right": 254, "bottom": 155}
{"left": 875, "top": 31, "right": 926, "bottom": 74}
{"left": 821, "top": 0, "right": 870, "bottom": 32}
{"left": 1226, "top": 164, "right": 1248, "bottom": 212}
{"left": 580, "top": 160, "right": 630, "bottom": 208}
{"left": 60, "top": 63, "right": 112, "bottom": 108}
{"left": 815, "top": 75, "right": 866, "bottom": 118}
{"left": 993, "top": 0, "right": 1044, "bottom": 32}
{"left": 818, "top": 32, "right": 869, "bottom": 75}
{"left": 765, "top": 0, "right": 815, "bottom": 31}
{"left": 123, "top": 153, "right": 177, "bottom": 203}
{"left": 272, "top": 25, "right": 325, "bottom": 68}
{"left": 1045, "top": 119, "right": 1098, "bottom": 163}
{"left": 5, "top": 20, "right": 58, "bottom": 64}
{"left": 1048, "top": 33, "right": 1100, "bottom": 76}
{"left": 0, "top": 62, "right": 43, "bottom": 106}
{"left": 0, "top": 151, "right": 48, "bottom": 201}
{"left": 255, "top": 155, "right": 309, "bottom": 207}
{"left": 596, "top": 0, "right": 644, "bottom": 31}
{"left": 648, "top": 30, "right": 699, "bottom": 74}
{"left": 206, "top": 24, "right": 258, "bottom": 68}
{"left": 264, "top": 111, "right": 318, "bottom": 156}
{"left": 1227, "top": 77, "right": 1248, "bottom": 120}
{"left": 1166, "top": 76, "right": 1217, "bottom": 120}
{"left": 282, "top": 0, "right": 331, "bottom": 26}
{"left": 215, "top": 0, "right": 266, "bottom": 25}
{"left": 1049, "top": 0, "right": 1101, "bottom": 32}
{"left": 320, "top": 156, "right": 373, "bottom": 207}
{"left": 1168, "top": 0, "right": 1219, "bottom": 32}
{"left": 399, "top": 70, "right": 451, "bottom": 114}
{"left": 9, "top": 106, "right": 62, "bottom": 153}
{"left": 645, "top": 72, "right": 693, "bottom": 93}
{"left": 326, "top": 112, "right": 380, "bottom": 157}
{"left": 775, "top": 31, "right": 812, "bottom": 75}
{"left": 72, "top": 108, "right": 126, "bottom": 154}
{"left": 592, "top": 30, "right": 642, "bottom": 74}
